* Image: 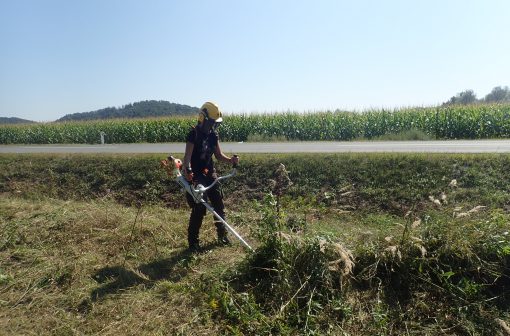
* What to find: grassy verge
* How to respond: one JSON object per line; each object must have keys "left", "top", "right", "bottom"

{"left": 1, "top": 153, "right": 510, "bottom": 334}
{"left": 355, "top": 128, "right": 435, "bottom": 141}
{"left": 3, "top": 153, "right": 510, "bottom": 211}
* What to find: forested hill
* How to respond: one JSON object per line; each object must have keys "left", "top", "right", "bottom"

{"left": 0, "top": 117, "right": 35, "bottom": 124}
{"left": 56, "top": 100, "right": 199, "bottom": 122}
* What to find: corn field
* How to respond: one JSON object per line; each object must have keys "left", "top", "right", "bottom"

{"left": 2, "top": 104, "right": 510, "bottom": 144}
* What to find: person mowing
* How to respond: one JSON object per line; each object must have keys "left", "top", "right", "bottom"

{"left": 182, "top": 101, "right": 239, "bottom": 252}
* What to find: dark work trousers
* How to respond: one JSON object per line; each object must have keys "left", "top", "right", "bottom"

{"left": 185, "top": 174, "right": 227, "bottom": 247}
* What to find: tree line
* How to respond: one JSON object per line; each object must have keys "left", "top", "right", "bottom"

{"left": 0, "top": 117, "right": 35, "bottom": 124}
{"left": 443, "top": 86, "right": 510, "bottom": 106}
{"left": 56, "top": 100, "right": 199, "bottom": 122}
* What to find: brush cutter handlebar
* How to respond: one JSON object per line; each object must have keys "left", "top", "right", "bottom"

{"left": 197, "top": 167, "right": 236, "bottom": 193}
{"left": 165, "top": 155, "right": 237, "bottom": 203}
{"left": 232, "top": 154, "right": 239, "bottom": 169}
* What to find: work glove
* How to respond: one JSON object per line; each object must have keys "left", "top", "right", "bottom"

{"left": 182, "top": 167, "right": 194, "bottom": 182}
{"left": 231, "top": 155, "right": 239, "bottom": 167}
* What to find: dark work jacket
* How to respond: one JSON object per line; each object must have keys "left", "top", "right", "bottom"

{"left": 185, "top": 126, "right": 219, "bottom": 177}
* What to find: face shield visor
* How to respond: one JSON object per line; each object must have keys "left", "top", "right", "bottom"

{"left": 202, "top": 117, "right": 222, "bottom": 133}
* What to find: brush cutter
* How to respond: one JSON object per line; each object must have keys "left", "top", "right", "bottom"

{"left": 161, "top": 155, "right": 253, "bottom": 252}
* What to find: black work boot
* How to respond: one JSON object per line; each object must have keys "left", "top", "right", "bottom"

{"left": 215, "top": 222, "right": 230, "bottom": 245}
{"left": 188, "top": 240, "right": 202, "bottom": 253}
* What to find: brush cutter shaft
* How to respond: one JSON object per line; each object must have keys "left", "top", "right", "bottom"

{"left": 202, "top": 202, "right": 253, "bottom": 251}
{"left": 176, "top": 174, "right": 202, "bottom": 203}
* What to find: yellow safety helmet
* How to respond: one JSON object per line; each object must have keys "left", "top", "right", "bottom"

{"left": 198, "top": 101, "right": 223, "bottom": 123}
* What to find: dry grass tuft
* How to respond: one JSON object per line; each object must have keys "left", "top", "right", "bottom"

{"left": 319, "top": 239, "right": 355, "bottom": 277}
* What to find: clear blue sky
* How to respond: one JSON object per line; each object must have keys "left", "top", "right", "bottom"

{"left": 1, "top": 0, "right": 508, "bottom": 121}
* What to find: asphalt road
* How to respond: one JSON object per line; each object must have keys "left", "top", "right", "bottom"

{"left": 2, "top": 140, "right": 510, "bottom": 154}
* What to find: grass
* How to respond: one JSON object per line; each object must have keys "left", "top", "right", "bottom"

{"left": 356, "top": 128, "right": 435, "bottom": 141}
{"left": 205, "top": 192, "right": 510, "bottom": 335}
{"left": 1, "top": 153, "right": 510, "bottom": 334}
{"left": 4, "top": 153, "right": 510, "bottom": 210}
{"left": 246, "top": 133, "right": 289, "bottom": 142}
{"left": 0, "top": 196, "right": 248, "bottom": 335}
